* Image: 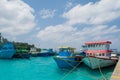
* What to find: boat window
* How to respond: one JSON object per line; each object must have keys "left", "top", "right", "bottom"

{"left": 64, "top": 49, "right": 67, "bottom": 52}
{"left": 71, "top": 50, "right": 74, "bottom": 53}
{"left": 59, "top": 48, "right": 63, "bottom": 52}
{"left": 92, "top": 44, "right": 95, "bottom": 48}
{"left": 90, "top": 53, "right": 92, "bottom": 56}
{"left": 98, "top": 44, "right": 101, "bottom": 47}
{"left": 90, "top": 45, "right": 92, "bottom": 48}
{"left": 88, "top": 45, "right": 89, "bottom": 48}
{"left": 87, "top": 53, "right": 89, "bottom": 56}
{"left": 91, "top": 44, "right": 93, "bottom": 48}
{"left": 99, "top": 53, "right": 101, "bottom": 56}
{"left": 86, "top": 53, "right": 88, "bottom": 56}
{"left": 102, "top": 53, "right": 104, "bottom": 56}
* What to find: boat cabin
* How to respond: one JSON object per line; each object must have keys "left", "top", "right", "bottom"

{"left": 30, "top": 47, "right": 39, "bottom": 54}
{"left": 40, "top": 48, "right": 54, "bottom": 53}
{"left": 84, "top": 41, "right": 112, "bottom": 58}
{"left": 58, "top": 46, "right": 76, "bottom": 56}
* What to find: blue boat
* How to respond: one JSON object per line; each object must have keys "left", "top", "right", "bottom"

{"left": 0, "top": 43, "right": 16, "bottom": 59}
{"left": 83, "top": 41, "right": 118, "bottom": 69}
{"left": 37, "top": 49, "right": 56, "bottom": 57}
{"left": 54, "top": 46, "right": 84, "bottom": 68}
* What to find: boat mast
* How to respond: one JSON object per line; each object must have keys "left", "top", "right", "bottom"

{"left": 0, "top": 33, "right": 3, "bottom": 43}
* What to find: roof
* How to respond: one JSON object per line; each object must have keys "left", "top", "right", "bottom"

{"left": 85, "top": 41, "right": 111, "bottom": 44}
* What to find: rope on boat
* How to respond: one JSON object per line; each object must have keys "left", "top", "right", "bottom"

{"left": 62, "top": 57, "right": 98, "bottom": 80}
{"left": 87, "top": 56, "right": 101, "bottom": 79}
{"left": 60, "top": 57, "right": 100, "bottom": 80}
{"left": 60, "top": 61, "right": 82, "bottom": 80}
{"left": 59, "top": 56, "right": 108, "bottom": 80}
{"left": 98, "top": 63, "right": 107, "bottom": 80}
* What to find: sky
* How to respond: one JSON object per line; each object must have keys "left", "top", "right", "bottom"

{"left": 0, "top": 0, "right": 120, "bottom": 50}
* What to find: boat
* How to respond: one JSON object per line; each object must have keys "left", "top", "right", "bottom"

{"left": 54, "top": 46, "right": 84, "bottom": 68}
{"left": 37, "top": 49, "right": 56, "bottom": 57}
{"left": 0, "top": 42, "right": 16, "bottom": 59}
{"left": 30, "top": 47, "right": 39, "bottom": 57}
{"left": 13, "top": 47, "right": 30, "bottom": 59}
{"left": 0, "top": 33, "right": 16, "bottom": 59}
{"left": 83, "top": 41, "right": 118, "bottom": 69}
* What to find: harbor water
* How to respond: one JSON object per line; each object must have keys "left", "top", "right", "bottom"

{"left": 0, "top": 57, "right": 115, "bottom": 80}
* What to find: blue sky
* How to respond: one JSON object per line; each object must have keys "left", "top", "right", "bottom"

{"left": 0, "top": 0, "right": 120, "bottom": 50}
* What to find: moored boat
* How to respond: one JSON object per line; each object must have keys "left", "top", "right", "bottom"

{"left": 54, "top": 46, "right": 84, "bottom": 68}
{"left": 83, "top": 41, "right": 118, "bottom": 69}
{"left": 0, "top": 33, "right": 16, "bottom": 59}
{"left": 0, "top": 42, "right": 16, "bottom": 59}
{"left": 30, "top": 47, "right": 39, "bottom": 57}
{"left": 13, "top": 48, "right": 30, "bottom": 59}
{"left": 37, "top": 49, "right": 56, "bottom": 57}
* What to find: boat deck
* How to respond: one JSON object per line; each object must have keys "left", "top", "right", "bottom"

{"left": 111, "top": 59, "right": 120, "bottom": 80}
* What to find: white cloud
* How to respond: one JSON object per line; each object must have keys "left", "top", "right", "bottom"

{"left": 37, "top": 24, "right": 120, "bottom": 48}
{"left": 37, "top": 24, "right": 77, "bottom": 43}
{"left": 36, "top": 0, "right": 120, "bottom": 49}
{"left": 65, "top": 2, "right": 73, "bottom": 10}
{"left": 63, "top": 0, "right": 120, "bottom": 25}
{"left": 39, "top": 9, "right": 56, "bottom": 19}
{"left": 0, "top": 0, "right": 36, "bottom": 36}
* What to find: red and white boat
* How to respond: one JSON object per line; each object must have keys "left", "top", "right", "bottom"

{"left": 83, "top": 41, "right": 118, "bottom": 69}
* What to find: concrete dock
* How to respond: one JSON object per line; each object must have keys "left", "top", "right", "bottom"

{"left": 111, "top": 59, "right": 120, "bottom": 80}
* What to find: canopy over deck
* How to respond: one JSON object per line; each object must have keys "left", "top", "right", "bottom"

{"left": 58, "top": 46, "right": 76, "bottom": 50}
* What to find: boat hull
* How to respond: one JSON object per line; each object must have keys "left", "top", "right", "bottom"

{"left": 83, "top": 57, "right": 117, "bottom": 69}
{"left": 0, "top": 43, "right": 16, "bottom": 59}
{"left": 0, "top": 51, "right": 15, "bottom": 58}
{"left": 13, "top": 53, "right": 30, "bottom": 59}
{"left": 54, "top": 56, "right": 81, "bottom": 68}
{"left": 37, "top": 52, "right": 56, "bottom": 57}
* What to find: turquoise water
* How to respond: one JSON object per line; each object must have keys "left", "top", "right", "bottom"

{"left": 0, "top": 57, "right": 115, "bottom": 80}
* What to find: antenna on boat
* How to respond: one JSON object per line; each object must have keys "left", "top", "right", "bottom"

{"left": 0, "top": 33, "right": 3, "bottom": 43}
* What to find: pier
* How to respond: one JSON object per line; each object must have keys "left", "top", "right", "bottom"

{"left": 111, "top": 59, "right": 120, "bottom": 80}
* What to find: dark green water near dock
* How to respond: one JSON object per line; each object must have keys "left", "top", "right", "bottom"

{"left": 0, "top": 57, "right": 115, "bottom": 80}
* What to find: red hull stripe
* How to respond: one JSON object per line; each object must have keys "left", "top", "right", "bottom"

{"left": 85, "top": 50, "right": 112, "bottom": 53}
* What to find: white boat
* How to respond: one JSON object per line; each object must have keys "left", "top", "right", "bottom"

{"left": 83, "top": 56, "right": 117, "bottom": 69}
{"left": 83, "top": 41, "right": 118, "bottom": 69}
